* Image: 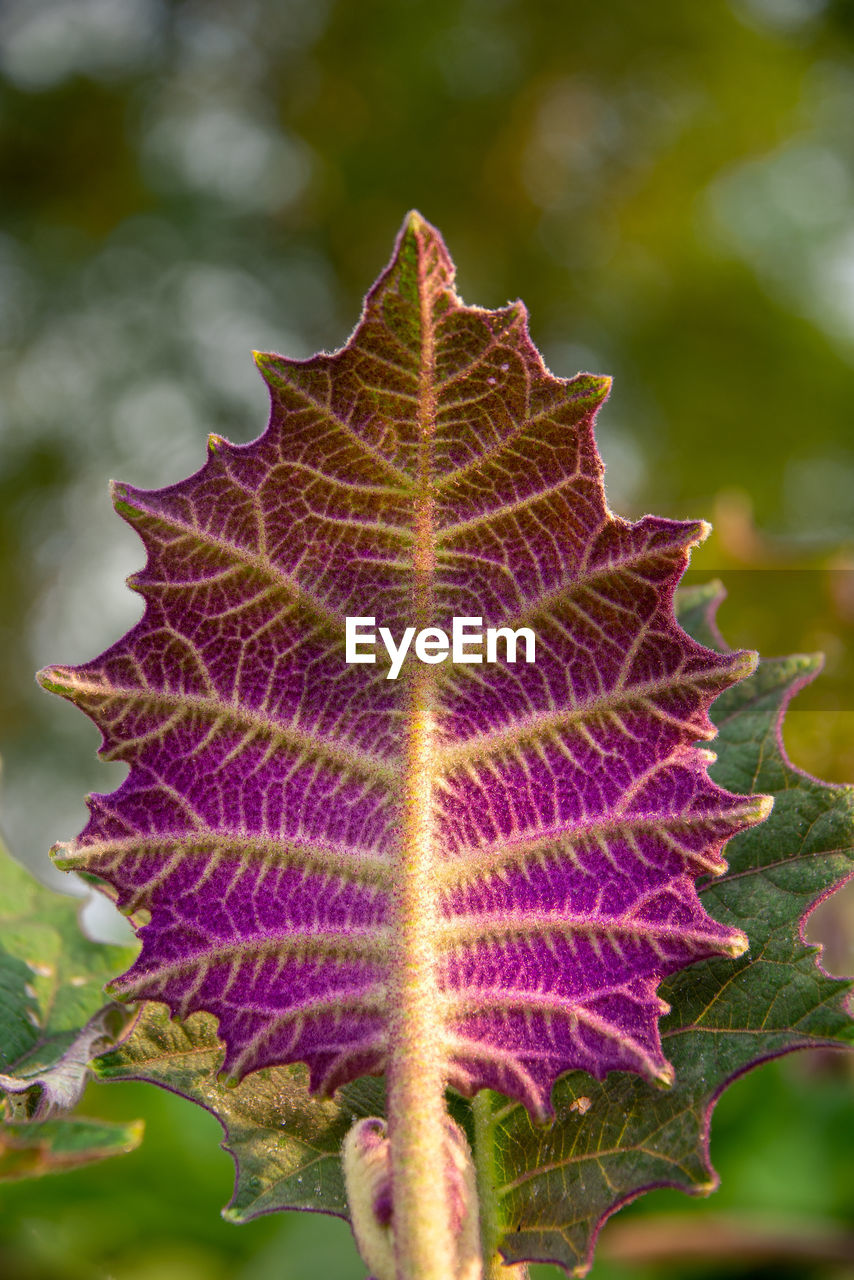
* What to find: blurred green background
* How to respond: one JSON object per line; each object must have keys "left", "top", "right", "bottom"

{"left": 0, "top": 0, "right": 853, "bottom": 1276}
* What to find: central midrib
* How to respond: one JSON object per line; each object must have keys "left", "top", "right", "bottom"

{"left": 386, "top": 237, "right": 458, "bottom": 1277}
{"left": 397, "top": 243, "right": 439, "bottom": 1052}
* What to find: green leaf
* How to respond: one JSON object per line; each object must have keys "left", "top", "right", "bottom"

{"left": 94, "top": 1002, "right": 385, "bottom": 1223}
{"left": 479, "top": 581, "right": 854, "bottom": 1274}
{"left": 0, "top": 831, "right": 137, "bottom": 1119}
{"left": 0, "top": 1115, "right": 143, "bottom": 1181}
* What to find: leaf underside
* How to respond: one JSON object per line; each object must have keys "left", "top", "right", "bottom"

{"left": 487, "top": 583, "right": 854, "bottom": 1274}
{"left": 93, "top": 585, "right": 854, "bottom": 1268}
{"left": 42, "top": 212, "right": 766, "bottom": 1122}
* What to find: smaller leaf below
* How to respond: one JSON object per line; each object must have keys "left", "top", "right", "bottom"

{"left": 94, "top": 1001, "right": 385, "bottom": 1222}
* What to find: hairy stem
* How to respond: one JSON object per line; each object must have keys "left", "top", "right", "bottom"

{"left": 386, "top": 669, "right": 455, "bottom": 1279}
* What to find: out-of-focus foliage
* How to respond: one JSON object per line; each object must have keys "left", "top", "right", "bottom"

{"left": 0, "top": 1115, "right": 143, "bottom": 1183}
{"left": 0, "top": 830, "right": 136, "bottom": 1121}
{"left": 0, "top": 0, "right": 852, "bottom": 1276}
{"left": 0, "top": 827, "right": 141, "bottom": 1177}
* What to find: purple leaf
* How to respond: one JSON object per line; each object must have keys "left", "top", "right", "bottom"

{"left": 89, "top": 586, "right": 854, "bottom": 1267}
{"left": 486, "top": 582, "right": 854, "bottom": 1273}
{"left": 39, "top": 213, "right": 768, "bottom": 1121}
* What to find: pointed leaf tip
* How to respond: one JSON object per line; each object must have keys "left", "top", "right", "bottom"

{"left": 382, "top": 209, "right": 456, "bottom": 301}
{"left": 403, "top": 208, "right": 428, "bottom": 232}
{"left": 724, "top": 930, "right": 750, "bottom": 958}
{"left": 110, "top": 480, "right": 144, "bottom": 520}
{"left": 253, "top": 350, "right": 293, "bottom": 390}
{"left": 737, "top": 650, "right": 760, "bottom": 678}
{"left": 753, "top": 795, "right": 775, "bottom": 821}
{"left": 401, "top": 208, "right": 443, "bottom": 244}
{"left": 36, "top": 667, "right": 69, "bottom": 698}
{"left": 576, "top": 372, "right": 612, "bottom": 410}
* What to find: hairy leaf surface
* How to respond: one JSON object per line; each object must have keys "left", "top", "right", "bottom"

{"left": 41, "top": 213, "right": 765, "bottom": 1120}
{"left": 95, "top": 1001, "right": 383, "bottom": 1222}
{"left": 0, "top": 834, "right": 136, "bottom": 1120}
{"left": 88, "top": 588, "right": 854, "bottom": 1256}
{"left": 483, "top": 583, "right": 854, "bottom": 1274}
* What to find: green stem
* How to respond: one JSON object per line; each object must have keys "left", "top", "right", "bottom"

{"left": 473, "top": 1092, "right": 528, "bottom": 1280}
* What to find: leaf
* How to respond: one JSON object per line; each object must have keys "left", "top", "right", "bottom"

{"left": 0, "top": 1003, "right": 131, "bottom": 1120}
{"left": 39, "top": 212, "right": 767, "bottom": 1122}
{"left": 94, "top": 1000, "right": 384, "bottom": 1222}
{"left": 0, "top": 824, "right": 142, "bottom": 1178}
{"left": 0, "top": 833, "right": 137, "bottom": 1119}
{"left": 0, "top": 1115, "right": 143, "bottom": 1181}
{"left": 482, "top": 581, "right": 854, "bottom": 1275}
{"left": 88, "top": 582, "right": 853, "bottom": 1250}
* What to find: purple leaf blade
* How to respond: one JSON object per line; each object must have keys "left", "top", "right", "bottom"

{"left": 487, "top": 582, "right": 854, "bottom": 1274}
{"left": 40, "top": 213, "right": 768, "bottom": 1121}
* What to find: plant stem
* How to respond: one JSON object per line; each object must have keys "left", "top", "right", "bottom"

{"left": 472, "top": 1092, "right": 528, "bottom": 1280}
{"left": 387, "top": 670, "right": 455, "bottom": 1280}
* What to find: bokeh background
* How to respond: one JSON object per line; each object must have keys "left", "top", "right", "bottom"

{"left": 0, "top": 0, "right": 853, "bottom": 1276}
